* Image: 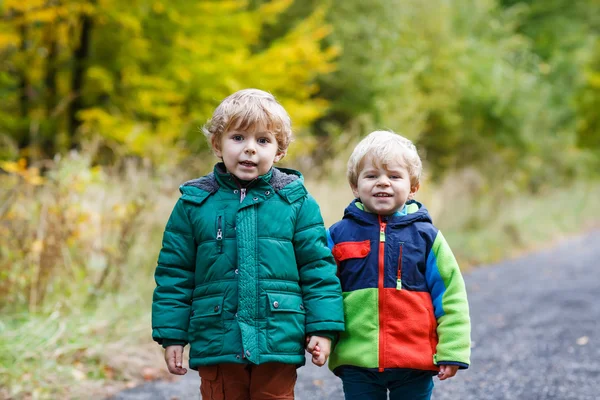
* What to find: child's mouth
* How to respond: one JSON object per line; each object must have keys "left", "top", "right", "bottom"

{"left": 240, "top": 161, "right": 257, "bottom": 167}
{"left": 374, "top": 193, "right": 392, "bottom": 197}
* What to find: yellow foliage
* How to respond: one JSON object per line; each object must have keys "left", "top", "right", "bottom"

{"left": 86, "top": 66, "right": 115, "bottom": 96}
{"left": 112, "top": 13, "right": 142, "bottom": 34}
{"left": 586, "top": 71, "right": 600, "bottom": 88}
{"left": 0, "top": 0, "right": 337, "bottom": 164}
{"left": 259, "top": 0, "right": 294, "bottom": 21}
{"left": 0, "top": 31, "right": 20, "bottom": 50}
{"left": 0, "top": 159, "right": 45, "bottom": 185}
{"left": 24, "top": 7, "right": 60, "bottom": 24}
{"left": 152, "top": 2, "right": 165, "bottom": 14}
{"left": 3, "top": 0, "right": 46, "bottom": 12}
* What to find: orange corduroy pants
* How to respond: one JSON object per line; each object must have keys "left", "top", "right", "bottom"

{"left": 199, "top": 362, "right": 297, "bottom": 400}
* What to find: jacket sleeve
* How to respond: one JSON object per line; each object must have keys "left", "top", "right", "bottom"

{"left": 152, "top": 198, "right": 196, "bottom": 346}
{"left": 425, "top": 230, "right": 471, "bottom": 368}
{"left": 293, "top": 195, "right": 345, "bottom": 334}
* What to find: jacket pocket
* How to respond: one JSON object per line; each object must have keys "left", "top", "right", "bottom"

{"left": 266, "top": 292, "right": 306, "bottom": 354}
{"left": 428, "top": 306, "right": 439, "bottom": 356}
{"left": 188, "top": 295, "right": 225, "bottom": 357}
{"left": 331, "top": 240, "right": 371, "bottom": 262}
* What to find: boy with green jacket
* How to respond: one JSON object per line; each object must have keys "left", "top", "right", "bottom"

{"left": 152, "top": 88, "right": 344, "bottom": 399}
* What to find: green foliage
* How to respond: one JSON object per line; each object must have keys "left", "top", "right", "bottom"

{"left": 576, "top": 39, "right": 600, "bottom": 154}
{"left": 316, "top": 0, "right": 599, "bottom": 187}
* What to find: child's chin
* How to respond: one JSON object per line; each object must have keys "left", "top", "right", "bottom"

{"left": 374, "top": 207, "right": 396, "bottom": 215}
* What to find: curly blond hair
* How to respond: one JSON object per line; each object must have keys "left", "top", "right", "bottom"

{"left": 203, "top": 88, "right": 293, "bottom": 155}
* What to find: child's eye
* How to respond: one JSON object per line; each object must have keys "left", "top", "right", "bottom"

{"left": 257, "top": 137, "right": 270, "bottom": 144}
{"left": 366, "top": 174, "right": 377, "bottom": 179}
{"left": 232, "top": 135, "right": 244, "bottom": 142}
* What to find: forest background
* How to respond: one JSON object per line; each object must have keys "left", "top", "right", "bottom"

{"left": 1, "top": 0, "right": 599, "bottom": 398}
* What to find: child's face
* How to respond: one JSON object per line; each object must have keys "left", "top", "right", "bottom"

{"left": 213, "top": 126, "right": 285, "bottom": 181}
{"left": 351, "top": 156, "right": 419, "bottom": 216}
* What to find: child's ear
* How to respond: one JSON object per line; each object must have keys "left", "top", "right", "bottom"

{"left": 350, "top": 184, "right": 360, "bottom": 199}
{"left": 274, "top": 150, "right": 286, "bottom": 163}
{"left": 211, "top": 136, "right": 222, "bottom": 158}
{"left": 408, "top": 182, "right": 421, "bottom": 200}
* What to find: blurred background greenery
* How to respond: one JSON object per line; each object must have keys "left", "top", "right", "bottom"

{"left": 1, "top": 0, "right": 599, "bottom": 398}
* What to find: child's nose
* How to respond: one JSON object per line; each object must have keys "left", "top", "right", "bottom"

{"left": 376, "top": 176, "right": 391, "bottom": 186}
{"left": 244, "top": 143, "right": 256, "bottom": 154}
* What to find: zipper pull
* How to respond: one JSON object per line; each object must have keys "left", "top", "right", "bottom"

{"left": 216, "top": 215, "right": 223, "bottom": 253}
{"left": 397, "top": 242, "right": 403, "bottom": 290}
{"left": 240, "top": 188, "right": 246, "bottom": 202}
{"left": 217, "top": 216, "right": 223, "bottom": 240}
{"left": 379, "top": 223, "right": 386, "bottom": 242}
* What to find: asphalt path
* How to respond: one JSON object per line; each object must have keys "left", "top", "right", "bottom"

{"left": 110, "top": 230, "right": 600, "bottom": 400}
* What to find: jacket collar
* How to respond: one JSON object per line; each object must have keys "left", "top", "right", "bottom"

{"left": 343, "top": 198, "right": 432, "bottom": 227}
{"left": 181, "top": 163, "right": 305, "bottom": 202}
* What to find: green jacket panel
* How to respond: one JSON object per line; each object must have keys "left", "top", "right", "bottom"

{"left": 152, "top": 164, "right": 344, "bottom": 369}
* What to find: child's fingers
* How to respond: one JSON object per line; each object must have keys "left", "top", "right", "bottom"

{"left": 166, "top": 348, "right": 187, "bottom": 375}
{"left": 306, "top": 336, "right": 317, "bottom": 353}
{"left": 175, "top": 349, "right": 183, "bottom": 368}
{"left": 312, "top": 352, "right": 326, "bottom": 367}
{"left": 170, "top": 365, "right": 187, "bottom": 375}
{"left": 311, "top": 347, "right": 325, "bottom": 366}
{"left": 167, "top": 355, "right": 179, "bottom": 374}
{"left": 437, "top": 366, "right": 455, "bottom": 380}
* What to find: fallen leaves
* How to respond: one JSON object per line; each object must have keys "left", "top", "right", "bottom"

{"left": 576, "top": 336, "right": 589, "bottom": 346}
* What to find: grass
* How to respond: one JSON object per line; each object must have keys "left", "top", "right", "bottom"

{"left": 1, "top": 158, "right": 599, "bottom": 399}
{"left": 0, "top": 295, "right": 164, "bottom": 399}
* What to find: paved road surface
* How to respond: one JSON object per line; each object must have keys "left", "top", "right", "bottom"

{"left": 110, "top": 230, "right": 600, "bottom": 400}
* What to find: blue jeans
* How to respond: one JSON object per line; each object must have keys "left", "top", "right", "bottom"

{"left": 339, "top": 367, "right": 434, "bottom": 400}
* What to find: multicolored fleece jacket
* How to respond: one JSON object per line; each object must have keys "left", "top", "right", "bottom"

{"left": 327, "top": 199, "right": 471, "bottom": 374}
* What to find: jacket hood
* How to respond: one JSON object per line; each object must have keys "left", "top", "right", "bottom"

{"left": 342, "top": 198, "right": 432, "bottom": 227}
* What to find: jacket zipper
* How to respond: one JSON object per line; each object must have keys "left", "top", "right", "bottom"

{"left": 397, "top": 242, "right": 403, "bottom": 290}
{"left": 232, "top": 175, "right": 256, "bottom": 203}
{"left": 378, "top": 216, "right": 386, "bottom": 372}
{"left": 216, "top": 215, "right": 223, "bottom": 253}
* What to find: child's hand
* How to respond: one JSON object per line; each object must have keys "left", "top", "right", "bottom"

{"left": 164, "top": 345, "right": 187, "bottom": 375}
{"left": 437, "top": 364, "right": 458, "bottom": 380}
{"left": 305, "top": 335, "right": 332, "bottom": 367}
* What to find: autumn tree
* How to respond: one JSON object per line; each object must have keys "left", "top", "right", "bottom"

{"left": 0, "top": 0, "right": 336, "bottom": 163}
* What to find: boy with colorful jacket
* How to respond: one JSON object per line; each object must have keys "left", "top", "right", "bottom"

{"left": 152, "top": 88, "right": 344, "bottom": 399}
{"left": 325, "top": 130, "right": 471, "bottom": 400}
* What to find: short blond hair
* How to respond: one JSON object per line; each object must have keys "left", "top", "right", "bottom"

{"left": 347, "top": 130, "right": 422, "bottom": 188}
{"left": 203, "top": 88, "right": 293, "bottom": 154}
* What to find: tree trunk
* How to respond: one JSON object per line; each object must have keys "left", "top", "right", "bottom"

{"left": 45, "top": 28, "right": 58, "bottom": 115}
{"left": 17, "top": 23, "right": 30, "bottom": 150}
{"left": 40, "top": 24, "right": 59, "bottom": 157}
{"left": 68, "top": 12, "right": 93, "bottom": 149}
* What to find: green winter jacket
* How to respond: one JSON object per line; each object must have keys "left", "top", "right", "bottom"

{"left": 152, "top": 163, "right": 345, "bottom": 369}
